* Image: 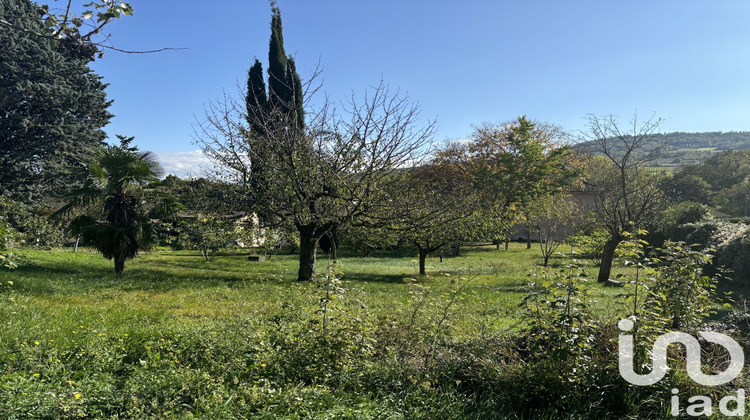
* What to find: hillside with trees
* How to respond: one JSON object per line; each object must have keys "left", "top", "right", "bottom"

{"left": 576, "top": 130, "right": 750, "bottom": 169}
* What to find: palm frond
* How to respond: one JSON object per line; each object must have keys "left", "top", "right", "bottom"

{"left": 68, "top": 215, "right": 97, "bottom": 236}
{"left": 51, "top": 186, "right": 105, "bottom": 219}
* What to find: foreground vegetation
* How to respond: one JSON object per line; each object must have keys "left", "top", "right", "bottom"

{"left": 0, "top": 244, "right": 745, "bottom": 419}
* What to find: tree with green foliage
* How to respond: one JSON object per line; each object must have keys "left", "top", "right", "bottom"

{"left": 178, "top": 214, "right": 238, "bottom": 261}
{"left": 54, "top": 138, "right": 172, "bottom": 275}
{"left": 0, "top": 0, "right": 112, "bottom": 204}
{"left": 0, "top": 196, "right": 66, "bottom": 248}
{"left": 158, "top": 176, "right": 254, "bottom": 258}
{"left": 659, "top": 172, "right": 712, "bottom": 204}
{"left": 243, "top": 4, "right": 305, "bottom": 200}
{"left": 687, "top": 149, "right": 750, "bottom": 191}
{"left": 441, "top": 116, "right": 578, "bottom": 248}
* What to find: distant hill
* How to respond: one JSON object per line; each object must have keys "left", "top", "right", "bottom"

{"left": 574, "top": 131, "right": 750, "bottom": 170}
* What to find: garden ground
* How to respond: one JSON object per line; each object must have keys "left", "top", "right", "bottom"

{"left": 0, "top": 244, "right": 698, "bottom": 418}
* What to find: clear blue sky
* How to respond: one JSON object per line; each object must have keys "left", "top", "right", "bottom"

{"left": 88, "top": 0, "right": 750, "bottom": 176}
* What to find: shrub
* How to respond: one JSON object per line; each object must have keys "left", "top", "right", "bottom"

{"left": 663, "top": 201, "right": 712, "bottom": 225}
{"left": 570, "top": 228, "right": 609, "bottom": 265}
{"left": 716, "top": 230, "right": 750, "bottom": 285}
{"left": 0, "top": 220, "right": 16, "bottom": 269}
{"left": 0, "top": 196, "right": 65, "bottom": 248}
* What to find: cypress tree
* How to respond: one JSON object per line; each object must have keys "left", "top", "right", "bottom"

{"left": 246, "top": 58, "right": 268, "bottom": 136}
{"left": 267, "top": 5, "right": 290, "bottom": 113}
{"left": 286, "top": 57, "right": 305, "bottom": 130}
{"left": 244, "top": 3, "right": 306, "bottom": 228}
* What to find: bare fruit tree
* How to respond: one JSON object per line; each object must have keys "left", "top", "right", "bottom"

{"left": 580, "top": 111, "right": 666, "bottom": 284}
{"left": 195, "top": 80, "right": 435, "bottom": 281}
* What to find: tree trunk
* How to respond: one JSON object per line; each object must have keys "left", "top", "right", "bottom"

{"left": 505, "top": 238, "right": 509, "bottom": 250}
{"left": 496, "top": 240, "right": 500, "bottom": 250}
{"left": 526, "top": 230, "right": 532, "bottom": 249}
{"left": 543, "top": 254, "right": 550, "bottom": 267}
{"left": 73, "top": 236, "right": 80, "bottom": 253}
{"left": 418, "top": 248, "right": 428, "bottom": 276}
{"left": 597, "top": 236, "right": 622, "bottom": 283}
{"left": 114, "top": 257, "right": 125, "bottom": 275}
{"left": 297, "top": 226, "right": 319, "bottom": 281}
{"left": 329, "top": 235, "right": 337, "bottom": 261}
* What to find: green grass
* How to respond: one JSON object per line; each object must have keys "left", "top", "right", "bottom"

{"left": 0, "top": 244, "right": 660, "bottom": 418}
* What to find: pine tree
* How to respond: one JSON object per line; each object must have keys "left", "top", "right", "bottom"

{"left": 0, "top": 0, "right": 112, "bottom": 204}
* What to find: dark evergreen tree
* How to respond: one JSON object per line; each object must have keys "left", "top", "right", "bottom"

{"left": 0, "top": 0, "right": 112, "bottom": 204}
{"left": 246, "top": 58, "right": 268, "bottom": 136}
{"left": 266, "top": 5, "right": 290, "bottom": 114}
{"left": 244, "top": 4, "right": 305, "bottom": 219}
{"left": 286, "top": 57, "right": 305, "bottom": 130}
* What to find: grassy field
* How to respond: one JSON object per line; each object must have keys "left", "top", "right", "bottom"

{"left": 0, "top": 244, "right": 667, "bottom": 418}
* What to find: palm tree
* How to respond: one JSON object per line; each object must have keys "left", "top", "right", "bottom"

{"left": 55, "top": 138, "right": 168, "bottom": 275}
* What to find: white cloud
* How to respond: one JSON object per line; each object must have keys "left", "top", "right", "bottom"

{"left": 154, "top": 150, "right": 212, "bottom": 178}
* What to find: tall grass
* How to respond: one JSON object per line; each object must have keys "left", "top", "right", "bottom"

{"left": 0, "top": 244, "right": 679, "bottom": 418}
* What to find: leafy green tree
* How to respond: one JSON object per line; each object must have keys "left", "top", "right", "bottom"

{"left": 0, "top": 196, "right": 66, "bottom": 248}
{"left": 242, "top": 4, "right": 306, "bottom": 212}
{"left": 442, "top": 116, "right": 578, "bottom": 248}
{"left": 659, "top": 173, "right": 712, "bottom": 204}
{"left": 637, "top": 241, "right": 717, "bottom": 332}
{"left": 54, "top": 138, "right": 169, "bottom": 274}
{"left": 713, "top": 181, "right": 750, "bottom": 217}
{"left": 0, "top": 0, "right": 112, "bottom": 204}
{"left": 339, "top": 224, "right": 399, "bottom": 257}
{"left": 689, "top": 149, "right": 750, "bottom": 191}
{"left": 178, "top": 214, "right": 237, "bottom": 261}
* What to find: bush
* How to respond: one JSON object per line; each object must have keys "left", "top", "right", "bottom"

{"left": 663, "top": 201, "right": 712, "bottom": 225}
{"left": 0, "top": 220, "right": 16, "bottom": 269}
{"left": 0, "top": 196, "right": 65, "bottom": 248}
{"left": 716, "top": 230, "right": 750, "bottom": 286}
{"left": 570, "top": 228, "right": 609, "bottom": 265}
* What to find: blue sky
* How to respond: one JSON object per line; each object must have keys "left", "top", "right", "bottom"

{"left": 88, "top": 1, "right": 750, "bottom": 176}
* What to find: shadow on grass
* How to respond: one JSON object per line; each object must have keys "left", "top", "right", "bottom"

{"left": 342, "top": 271, "right": 409, "bottom": 284}
{"left": 9, "top": 256, "right": 289, "bottom": 297}
{"left": 484, "top": 280, "right": 528, "bottom": 293}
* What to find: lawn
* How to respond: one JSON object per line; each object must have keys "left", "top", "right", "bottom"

{"left": 0, "top": 244, "right": 642, "bottom": 418}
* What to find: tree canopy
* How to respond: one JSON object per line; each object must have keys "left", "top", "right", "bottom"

{"left": 0, "top": 0, "right": 112, "bottom": 204}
